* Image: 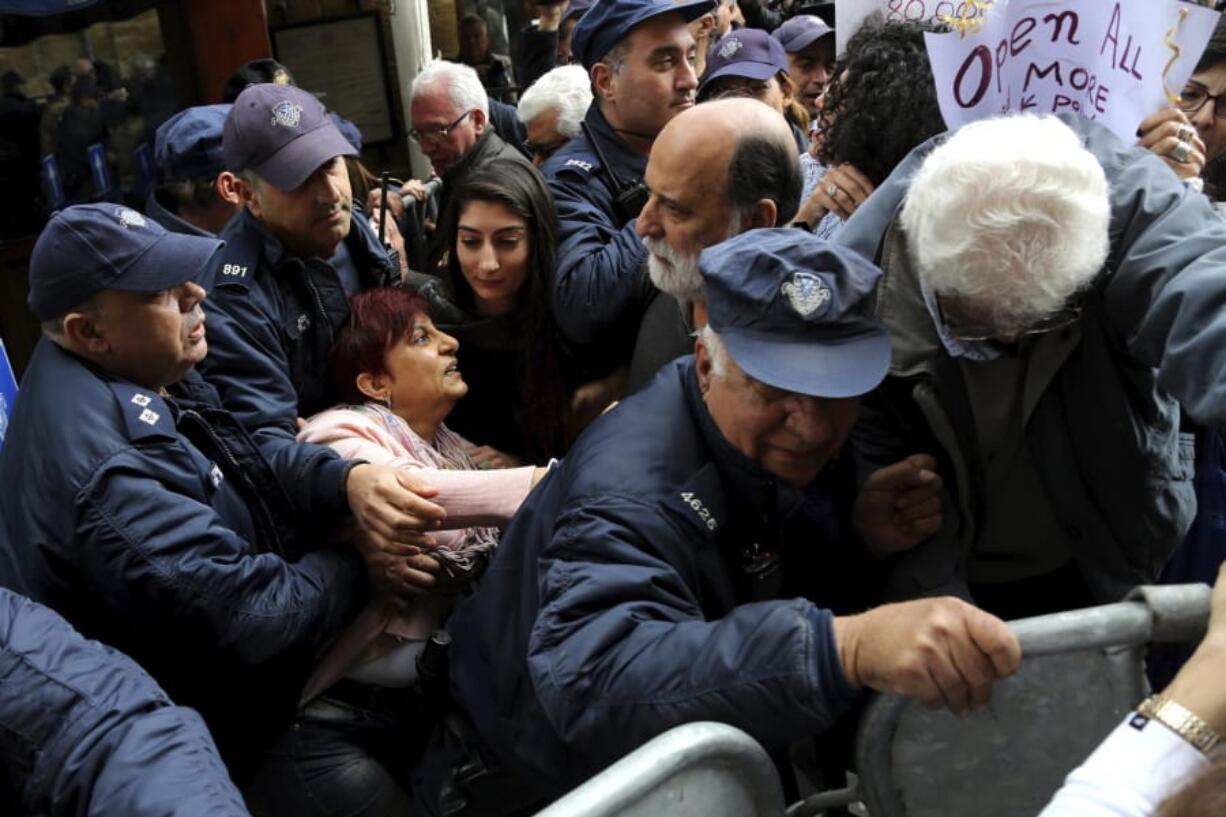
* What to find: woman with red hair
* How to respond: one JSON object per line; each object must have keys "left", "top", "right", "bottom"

{"left": 246, "top": 286, "right": 548, "bottom": 817}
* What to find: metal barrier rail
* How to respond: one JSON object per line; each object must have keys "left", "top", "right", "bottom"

{"left": 794, "top": 583, "right": 1213, "bottom": 817}
{"left": 534, "top": 586, "right": 1212, "bottom": 817}
{"left": 532, "top": 722, "right": 786, "bottom": 817}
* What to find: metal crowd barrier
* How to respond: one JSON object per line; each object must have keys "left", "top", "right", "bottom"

{"left": 539, "top": 584, "right": 1212, "bottom": 817}
{"left": 532, "top": 722, "right": 786, "bottom": 817}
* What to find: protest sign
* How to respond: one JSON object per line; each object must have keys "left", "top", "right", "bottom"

{"left": 836, "top": 0, "right": 991, "bottom": 54}
{"left": 923, "top": 0, "right": 1219, "bottom": 144}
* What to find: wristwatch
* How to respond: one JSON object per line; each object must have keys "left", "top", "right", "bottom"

{"left": 1136, "top": 694, "right": 1221, "bottom": 755}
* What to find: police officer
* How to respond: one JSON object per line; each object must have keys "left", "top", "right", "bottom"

{"left": 0, "top": 587, "right": 250, "bottom": 816}
{"left": 411, "top": 230, "right": 1021, "bottom": 815}
{"left": 147, "top": 103, "right": 241, "bottom": 236}
{"left": 196, "top": 83, "right": 445, "bottom": 547}
{"left": 543, "top": 0, "right": 713, "bottom": 365}
{"left": 0, "top": 204, "right": 427, "bottom": 784}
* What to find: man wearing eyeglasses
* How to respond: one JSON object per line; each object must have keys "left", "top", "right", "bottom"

{"left": 839, "top": 112, "right": 1226, "bottom": 620}
{"left": 407, "top": 60, "right": 533, "bottom": 216}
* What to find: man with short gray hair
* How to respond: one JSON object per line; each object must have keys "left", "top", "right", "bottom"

{"left": 403, "top": 60, "right": 534, "bottom": 251}
{"left": 516, "top": 64, "right": 592, "bottom": 166}
{"left": 841, "top": 112, "right": 1226, "bottom": 616}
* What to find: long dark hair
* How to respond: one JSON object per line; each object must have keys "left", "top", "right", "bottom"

{"left": 435, "top": 159, "right": 570, "bottom": 460}
{"left": 818, "top": 20, "right": 946, "bottom": 186}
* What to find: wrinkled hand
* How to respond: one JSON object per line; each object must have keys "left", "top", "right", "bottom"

{"left": 366, "top": 185, "right": 406, "bottom": 221}
{"left": 400, "top": 178, "right": 432, "bottom": 203}
{"left": 796, "top": 163, "right": 875, "bottom": 227}
{"left": 1138, "top": 107, "right": 1206, "bottom": 181}
{"left": 834, "top": 597, "right": 1021, "bottom": 715}
{"left": 369, "top": 206, "right": 410, "bottom": 275}
{"left": 1164, "top": 561, "right": 1226, "bottom": 733}
{"left": 466, "top": 445, "right": 521, "bottom": 470}
{"left": 853, "top": 454, "right": 943, "bottom": 560}
{"left": 346, "top": 464, "right": 446, "bottom": 545}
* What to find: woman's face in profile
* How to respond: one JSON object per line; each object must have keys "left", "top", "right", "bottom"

{"left": 455, "top": 199, "right": 532, "bottom": 317}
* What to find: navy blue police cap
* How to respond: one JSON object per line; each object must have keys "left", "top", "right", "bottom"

{"left": 28, "top": 204, "right": 222, "bottom": 321}
{"left": 155, "top": 104, "right": 231, "bottom": 183}
{"left": 771, "top": 14, "right": 834, "bottom": 53}
{"left": 223, "top": 83, "right": 356, "bottom": 192}
{"left": 700, "top": 28, "right": 789, "bottom": 94}
{"left": 571, "top": 0, "right": 716, "bottom": 70}
{"left": 700, "top": 228, "right": 890, "bottom": 398}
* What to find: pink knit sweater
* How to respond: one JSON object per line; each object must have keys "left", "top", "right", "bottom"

{"left": 297, "top": 405, "right": 535, "bottom": 702}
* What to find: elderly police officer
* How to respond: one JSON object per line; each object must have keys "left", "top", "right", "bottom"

{"left": 147, "top": 103, "right": 241, "bottom": 236}
{"left": 195, "top": 83, "right": 445, "bottom": 550}
{"left": 0, "top": 204, "right": 428, "bottom": 786}
{"left": 410, "top": 230, "right": 1020, "bottom": 815}
{"left": 544, "top": 0, "right": 713, "bottom": 365}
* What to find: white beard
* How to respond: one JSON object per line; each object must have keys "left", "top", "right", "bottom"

{"left": 642, "top": 211, "right": 745, "bottom": 302}
{"left": 644, "top": 236, "right": 703, "bottom": 303}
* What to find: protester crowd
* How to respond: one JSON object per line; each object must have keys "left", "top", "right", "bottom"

{"left": 4, "top": 0, "right": 1226, "bottom": 814}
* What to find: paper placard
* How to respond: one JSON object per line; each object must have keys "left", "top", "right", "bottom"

{"left": 836, "top": 0, "right": 992, "bottom": 55}
{"left": 924, "top": 0, "right": 1219, "bottom": 143}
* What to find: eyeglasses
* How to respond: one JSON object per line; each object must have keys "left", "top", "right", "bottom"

{"left": 524, "top": 138, "right": 568, "bottom": 163}
{"left": 409, "top": 109, "right": 474, "bottom": 144}
{"left": 941, "top": 301, "right": 1082, "bottom": 343}
{"left": 1177, "top": 82, "right": 1226, "bottom": 120}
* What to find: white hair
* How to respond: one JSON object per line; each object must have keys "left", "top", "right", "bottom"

{"left": 410, "top": 60, "right": 489, "bottom": 116}
{"left": 517, "top": 65, "right": 592, "bottom": 139}
{"left": 900, "top": 113, "right": 1109, "bottom": 338}
{"left": 644, "top": 210, "right": 744, "bottom": 303}
{"left": 697, "top": 324, "right": 730, "bottom": 378}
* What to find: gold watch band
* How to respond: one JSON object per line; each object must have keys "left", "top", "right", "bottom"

{"left": 1137, "top": 694, "right": 1221, "bottom": 755}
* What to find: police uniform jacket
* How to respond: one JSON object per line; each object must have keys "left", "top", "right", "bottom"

{"left": 839, "top": 113, "right": 1226, "bottom": 603}
{"left": 543, "top": 103, "right": 653, "bottom": 357}
{"left": 197, "top": 205, "right": 397, "bottom": 498}
{"left": 0, "top": 340, "right": 366, "bottom": 776}
{"left": 0, "top": 587, "right": 251, "bottom": 816}
{"left": 422, "top": 357, "right": 876, "bottom": 812}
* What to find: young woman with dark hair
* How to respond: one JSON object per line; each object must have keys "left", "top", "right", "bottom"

{"left": 415, "top": 158, "right": 616, "bottom": 466}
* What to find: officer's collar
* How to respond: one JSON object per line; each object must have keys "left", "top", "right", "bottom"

{"left": 681, "top": 358, "right": 819, "bottom": 523}
{"left": 584, "top": 103, "right": 648, "bottom": 174}
{"left": 237, "top": 206, "right": 373, "bottom": 271}
{"left": 238, "top": 208, "right": 294, "bottom": 267}
{"left": 145, "top": 189, "right": 216, "bottom": 239}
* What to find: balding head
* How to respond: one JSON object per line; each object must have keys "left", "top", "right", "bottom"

{"left": 637, "top": 99, "right": 802, "bottom": 302}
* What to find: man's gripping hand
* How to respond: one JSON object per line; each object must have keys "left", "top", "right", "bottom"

{"left": 833, "top": 597, "right": 1021, "bottom": 715}
{"left": 345, "top": 464, "right": 446, "bottom": 545}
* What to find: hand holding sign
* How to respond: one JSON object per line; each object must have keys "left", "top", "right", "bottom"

{"left": 1138, "top": 107, "right": 1206, "bottom": 181}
